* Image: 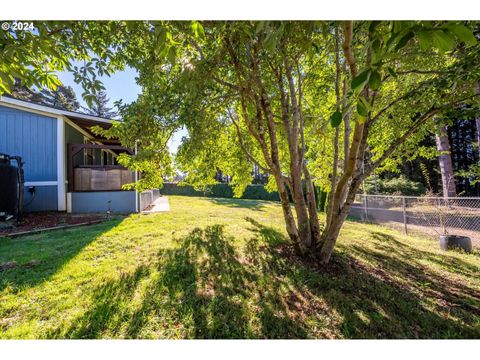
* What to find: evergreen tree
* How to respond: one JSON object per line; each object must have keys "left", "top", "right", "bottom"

{"left": 10, "top": 78, "right": 45, "bottom": 104}
{"left": 83, "top": 91, "right": 118, "bottom": 119}
{"left": 10, "top": 79, "right": 80, "bottom": 111}
{"left": 39, "top": 86, "right": 80, "bottom": 111}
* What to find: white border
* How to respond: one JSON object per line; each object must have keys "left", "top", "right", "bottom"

{"left": 2, "top": 0, "right": 480, "bottom": 20}
{"left": 0, "top": 339, "right": 479, "bottom": 360}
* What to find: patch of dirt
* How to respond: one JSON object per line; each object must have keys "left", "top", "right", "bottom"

{"left": 0, "top": 259, "right": 42, "bottom": 272}
{"left": 0, "top": 261, "right": 17, "bottom": 272}
{"left": 0, "top": 212, "right": 108, "bottom": 235}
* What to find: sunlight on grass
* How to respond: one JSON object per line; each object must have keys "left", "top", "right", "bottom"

{"left": 0, "top": 196, "right": 479, "bottom": 339}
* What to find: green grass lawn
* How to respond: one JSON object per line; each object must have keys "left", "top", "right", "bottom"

{"left": 1, "top": 196, "right": 479, "bottom": 339}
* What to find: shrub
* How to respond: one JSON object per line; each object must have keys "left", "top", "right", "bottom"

{"left": 160, "top": 183, "right": 280, "bottom": 201}
{"left": 362, "top": 175, "right": 426, "bottom": 196}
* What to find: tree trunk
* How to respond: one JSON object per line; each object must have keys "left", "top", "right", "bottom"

{"left": 318, "top": 177, "right": 363, "bottom": 264}
{"left": 304, "top": 164, "right": 321, "bottom": 244}
{"left": 476, "top": 83, "right": 480, "bottom": 161}
{"left": 435, "top": 118, "right": 456, "bottom": 198}
{"left": 476, "top": 117, "right": 480, "bottom": 160}
{"left": 273, "top": 173, "right": 306, "bottom": 254}
{"left": 289, "top": 171, "right": 312, "bottom": 249}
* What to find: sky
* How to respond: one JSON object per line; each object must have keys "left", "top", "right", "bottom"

{"left": 56, "top": 65, "right": 186, "bottom": 153}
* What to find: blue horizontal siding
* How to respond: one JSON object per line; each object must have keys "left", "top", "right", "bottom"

{"left": 0, "top": 105, "right": 57, "bottom": 182}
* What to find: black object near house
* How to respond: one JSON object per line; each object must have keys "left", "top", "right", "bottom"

{"left": 0, "top": 153, "right": 24, "bottom": 221}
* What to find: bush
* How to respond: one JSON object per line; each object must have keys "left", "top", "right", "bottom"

{"left": 363, "top": 175, "right": 426, "bottom": 196}
{"left": 161, "top": 183, "right": 280, "bottom": 201}
{"left": 161, "top": 182, "right": 335, "bottom": 208}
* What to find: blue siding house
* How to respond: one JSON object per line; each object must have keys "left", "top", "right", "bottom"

{"left": 0, "top": 96, "right": 158, "bottom": 213}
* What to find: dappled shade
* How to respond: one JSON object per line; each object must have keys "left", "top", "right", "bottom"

{"left": 48, "top": 222, "right": 480, "bottom": 339}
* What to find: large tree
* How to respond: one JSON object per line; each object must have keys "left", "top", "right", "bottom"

{"left": 39, "top": 85, "right": 80, "bottom": 111}
{"left": 106, "top": 21, "right": 480, "bottom": 264}
{"left": 83, "top": 90, "right": 118, "bottom": 118}
{"left": 10, "top": 79, "right": 80, "bottom": 111}
{"left": 435, "top": 118, "right": 457, "bottom": 197}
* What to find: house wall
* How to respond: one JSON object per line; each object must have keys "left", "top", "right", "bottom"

{"left": 0, "top": 105, "right": 59, "bottom": 211}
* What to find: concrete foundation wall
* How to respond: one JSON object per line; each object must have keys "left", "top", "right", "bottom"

{"left": 69, "top": 191, "right": 136, "bottom": 213}
{"left": 139, "top": 189, "right": 161, "bottom": 211}
{"left": 69, "top": 189, "right": 159, "bottom": 214}
{"left": 23, "top": 185, "right": 58, "bottom": 212}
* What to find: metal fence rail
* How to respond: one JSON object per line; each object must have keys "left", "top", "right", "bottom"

{"left": 350, "top": 194, "right": 480, "bottom": 247}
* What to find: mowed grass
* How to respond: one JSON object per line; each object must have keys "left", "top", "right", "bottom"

{"left": 0, "top": 196, "right": 479, "bottom": 339}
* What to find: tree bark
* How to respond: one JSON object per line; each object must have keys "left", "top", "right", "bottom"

{"left": 476, "top": 117, "right": 480, "bottom": 160}
{"left": 304, "top": 164, "right": 321, "bottom": 244}
{"left": 319, "top": 176, "right": 363, "bottom": 264}
{"left": 273, "top": 173, "right": 306, "bottom": 254}
{"left": 476, "top": 83, "right": 480, "bottom": 161}
{"left": 435, "top": 118, "right": 456, "bottom": 198}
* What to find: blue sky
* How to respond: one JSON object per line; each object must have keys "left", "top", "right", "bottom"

{"left": 57, "top": 66, "right": 186, "bottom": 153}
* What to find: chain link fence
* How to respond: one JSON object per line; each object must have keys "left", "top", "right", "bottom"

{"left": 350, "top": 194, "right": 480, "bottom": 247}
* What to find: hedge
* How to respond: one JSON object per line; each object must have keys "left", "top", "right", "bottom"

{"left": 161, "top": 182, "right": 280, "bottom": 201}
{"left": 161, "top": 182, "right": 330, "bottom": 211}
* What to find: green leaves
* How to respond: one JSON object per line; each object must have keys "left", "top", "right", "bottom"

{"left": 387, "top": 67, "right": 397, "bottom": 79}
{"left": 447, "top": 24, "right": 477, "bottom": 45}
{"left": 416, "top": 30, "right": 432, "bottom": 51}
{"left": 431, "top": 30, "right": 455, "bottom": 53}
{"left": 356, "top": 97, "right": 371, "bottom": 120}
{"left": 395, "top": 31, "right": 414, "bottom": 51}
{"left": 264, "top": 33, "right": 278, "bottom": 53}
{"left": 368, "top": 71, "right": 382, "bottom": 90}
{"left": 351, "top": 69, "right": 371, "bottom": 93}
{"left": 191, "top": 21, "right": 205, "bottom": 38}
{"left": 330, "top": 111, "right": 342, "bottom": 128}
{"left": 351, "top": 69, "right": 382, "bottom": 93}
{"left": 412, "top": 24, "right": 476, "bottom": 53}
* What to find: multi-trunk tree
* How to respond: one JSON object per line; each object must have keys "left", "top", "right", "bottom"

{"left": 114, "top": 21, "right": 478, "bottom": 263}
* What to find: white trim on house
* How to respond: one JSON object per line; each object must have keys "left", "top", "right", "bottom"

{"left": 57, "top": 117, "right": 66, "bottom": 211}
{"left": 24, "top": 181, "right": 58, "bottom": 186}
{"left": 0, "top": 96, "right": 114, "bottom": 124}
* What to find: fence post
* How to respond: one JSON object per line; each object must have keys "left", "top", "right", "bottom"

{"left": 402, "top": 196, "right": 408, "bottom": 234}
{"left": 364, "top": 195, "right": 368, "bottom": 221}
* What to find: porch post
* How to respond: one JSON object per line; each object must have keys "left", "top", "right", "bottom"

{"left": 57, "top": 117, "right": 66, "bottom": 211}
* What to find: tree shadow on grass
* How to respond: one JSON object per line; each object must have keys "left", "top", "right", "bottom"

{"left": 243, "top": 221, "right": 480, "bottom": 338}
{"left": 205, "top": 197, "right": 269, "bottom": 211}
{"left": 0, "top": 219, "right": 123, "bottom": 293}
{"left": 367, "top": 231, "right": 480, "bottom": 282}
{"left": 127, "top": 224, "right": 309, "bottom": 338}
{"left": 53, "top": 222, "right": 480, "bottom": 339}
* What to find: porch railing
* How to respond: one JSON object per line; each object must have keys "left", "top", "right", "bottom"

{"left": 73, "top": 166, "right": 134, "bottom": 191}
{"left": 67, "top": 143, "right": 134, "bottom": 192}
